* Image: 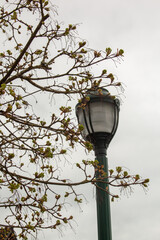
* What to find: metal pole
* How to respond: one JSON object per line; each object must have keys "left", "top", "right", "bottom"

{"left": 94, "top": 142, "right": 112, "bottom": 240}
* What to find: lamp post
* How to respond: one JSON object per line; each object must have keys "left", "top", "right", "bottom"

{"left": 76, "top": 88, "right": 120, "bottom": 240}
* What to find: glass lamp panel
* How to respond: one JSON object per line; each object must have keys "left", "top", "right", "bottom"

{"left": 89, "top": 101, "right": 115, "bottom": 133}
{"left": 77, "top": 100, "right": 115, "bottom": 140}
{"left": 76, "top": 106, "right": 90, "bottom": 139}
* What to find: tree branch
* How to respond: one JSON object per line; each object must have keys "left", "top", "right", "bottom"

{"left": 0, "top": 163, "right": 91, "bottom": 187}
{"left": 0, "top": 14, "right": 49, "bottom": 86}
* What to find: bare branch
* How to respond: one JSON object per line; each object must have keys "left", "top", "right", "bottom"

{"left": 0, "top": 14, "right": 49, "bottom": 86}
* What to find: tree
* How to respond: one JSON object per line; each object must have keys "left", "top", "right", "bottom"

{"left": 0, "top": 1, "right": 149, "bottom": 239}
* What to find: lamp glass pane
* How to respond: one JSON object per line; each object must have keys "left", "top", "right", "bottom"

{"left": 77, "top": 100, "right": 115, "bottom": 140}
{"left": 76, "top": 107, "right": 90, "bottom": 139}
{"left": 89, "top": 101, "right": 114, "bottom": 133}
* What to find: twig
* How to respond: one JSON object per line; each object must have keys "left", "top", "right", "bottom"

{"left": 0, "top": 14, "right": 49, "bottom": 86}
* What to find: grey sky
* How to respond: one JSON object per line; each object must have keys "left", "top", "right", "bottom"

{"left": 39, "top": 0, "right": 160, "bottom": 240}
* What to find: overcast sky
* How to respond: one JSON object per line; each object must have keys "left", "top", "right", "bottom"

{"left": 25, "top": 0, "right": 160, "bottom": 239}
{"left": 40, "top": 0, "right": 160, "bottom": 240}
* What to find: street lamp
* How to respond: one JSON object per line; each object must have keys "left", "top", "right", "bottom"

{"left": 76, "top": 88, "right": 120, "bottom": 240}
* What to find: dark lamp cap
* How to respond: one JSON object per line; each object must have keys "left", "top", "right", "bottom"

{"left": 83, "top": 88, "right": 120, "bottom": 108}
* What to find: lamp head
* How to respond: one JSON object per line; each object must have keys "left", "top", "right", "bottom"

{"left": 76, "top": 88, "right": 120, "bottom": 148}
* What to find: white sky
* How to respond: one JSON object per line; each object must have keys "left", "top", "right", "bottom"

{"left": 40, "top": 0, "right": 160, "bottom": 240}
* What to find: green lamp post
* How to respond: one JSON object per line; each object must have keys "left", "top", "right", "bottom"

{"left": 76, "top": 88, "right": 120, "bottom": 240}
